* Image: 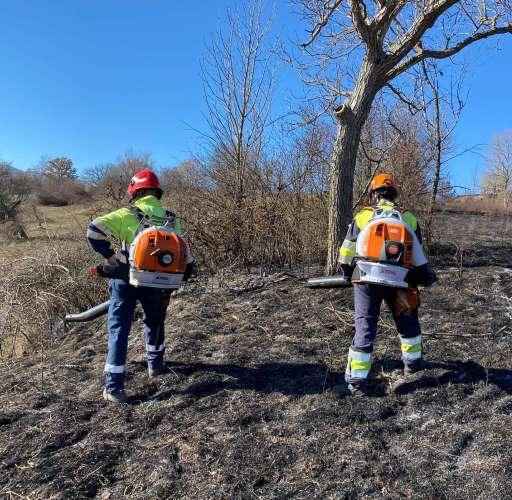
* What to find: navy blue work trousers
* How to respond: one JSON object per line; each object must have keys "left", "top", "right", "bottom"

{"left": 104, "top": 279, "right": 166, "bottom": 393}
{"left": 353, "top": 283, "right": 421, "bottom": 353}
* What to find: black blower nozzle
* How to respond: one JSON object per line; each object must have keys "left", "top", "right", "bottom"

{"left": 64, "top": 301, "right": 110, "bottom": 323}
{"left": 306, "top": 276, "right": 352, "bottom": 288}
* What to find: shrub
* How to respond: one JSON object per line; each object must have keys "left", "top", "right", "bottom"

{"left": 35, "top": 178, "right": 91, "bottom": 206}
{"left": 0, "top": 236, "right": 107, "bottom": 358}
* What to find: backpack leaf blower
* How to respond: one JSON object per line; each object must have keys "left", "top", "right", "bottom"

{"left": 352, "top": 207, "right": 427, "bottom": 288}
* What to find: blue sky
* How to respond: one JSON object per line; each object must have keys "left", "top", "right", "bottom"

{"left": 0, "top": 1, "right": 511, "bottom": 191}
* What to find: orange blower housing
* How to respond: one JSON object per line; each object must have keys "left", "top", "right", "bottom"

{"left": 129, "top": 228, "right": 188, "bottom": 289}
{"left": 353, "top": 208, "right": 428, "bottom": 288}
{"left": 360, "top": 221, "right": 414, "bottom": 268}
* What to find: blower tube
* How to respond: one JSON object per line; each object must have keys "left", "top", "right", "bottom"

{"left": 65, "top": 301, "right": 110, "bottom": 323}
{"left": 306, "top": 276, "right": 352, "bottom": 288}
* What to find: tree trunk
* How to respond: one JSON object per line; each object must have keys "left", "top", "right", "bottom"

{"left": 325, "top": 61, "right": 379, "bottom": 274}
{"left": 424, "top": 85, "right": 441, "bottom": 252}
{"left": 325, "top": 118, "right": 365, "bottom": 274}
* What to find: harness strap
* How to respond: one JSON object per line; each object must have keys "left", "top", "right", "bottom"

{"left": 128, "top": 206, "right": 177, "bottom": 229}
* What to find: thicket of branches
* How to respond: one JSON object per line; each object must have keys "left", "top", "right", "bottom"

{"left": 293, "top": 0, "right": 511, "bottom": 272}
{"left": 155, "top": 0, "right": 456, "bottom": 269}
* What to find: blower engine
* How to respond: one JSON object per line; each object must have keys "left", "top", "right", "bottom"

{"left": 128, "top": 226, "right": 188, "bottom": 289}
{"left": 353, "top": 207, "right": 427, "bottom": 288}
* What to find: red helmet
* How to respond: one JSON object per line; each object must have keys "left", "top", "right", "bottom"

{"left": 127, "top": 169, "right": 162, "bottom": 198}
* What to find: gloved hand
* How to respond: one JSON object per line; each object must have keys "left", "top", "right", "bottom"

{"left": 407, "top": 263, "right": 437, "bottom": 288}
{"left": 92, "top": 264, "right": 128, "bottom": 280}
{"left": 183, "top": 261, "right": 198, "bottom": 282}
{"left": 105, "top": 255, "right": 119, "bottom": 267}
{"left": 339, "top": 264, "right": 354, "bottom": 281}
{"left": 422, "top": 264, "right": 437, "bottom": 287}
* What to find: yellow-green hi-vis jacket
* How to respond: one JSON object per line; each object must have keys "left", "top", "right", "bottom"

{"left": 87, "top": 195, "right": 193, "bottom": 265}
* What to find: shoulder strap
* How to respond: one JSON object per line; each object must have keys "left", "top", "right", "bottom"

{"left": 129, "top": 206, "right": 145, "bottom": 221}
{"left": 129, "top": 205, "right": 176, "bottom": 220}
{"left": 129, "top": 205, "right": 178, "bottom": 230}
{"left": 165, "top": 210, "right": 176, "bottom": 221}
{"left": 128, "top": 206, "right": 153, "bottom": 235}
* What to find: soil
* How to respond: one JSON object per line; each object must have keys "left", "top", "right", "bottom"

{"left": 1, "top": 211, "right": 512, "bottom": 499}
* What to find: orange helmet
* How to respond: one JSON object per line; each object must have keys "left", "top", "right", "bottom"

{"left": 370, "top": 173, "right": 398, "bottom": 195}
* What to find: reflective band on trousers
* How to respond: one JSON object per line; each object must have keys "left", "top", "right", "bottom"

{"left": 346, "top": 348, "right": 372, "bottom": 379}
{"left": 400, "top": 335, "right": 422, "bottom": 360}
{"left": 104, "top": 363, "right": 125, "bottom": 373}
{"left": 146, "top": 343, "right": 165, "bottom": 352}
{"left": 349, "top": 349, "right": 371, "bottom": 361}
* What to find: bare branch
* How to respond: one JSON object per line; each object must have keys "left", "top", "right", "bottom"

{"left": 300, "top": 0, "right": 344, "bottom": 48}
{"left": 388, "top": 23, "right": 512, "bottom": 80}
{"left": 385, "top": 82, "right": 422, "bottom": 113}
{"left": 386, "top": 0, "right": 461, "bottom": 64}
{"left": 374, "top": 0, "right": 407, "bottom": 31}
{"left": 348, "top": 0, "right": 372, "bottom": 44}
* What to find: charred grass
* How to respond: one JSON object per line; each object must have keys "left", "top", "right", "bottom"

{"left": 1, "top": 211, "right": 512, "bottom": 498}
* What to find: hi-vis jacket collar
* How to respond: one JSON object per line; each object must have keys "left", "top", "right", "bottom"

{"left": 374, "top": 200, "right": 399, "bottom": 209}
{"left": 133, "top": 195, "right": 163, "bottom": 214}
{"left": 356, "top": 202, "right": 417, "bottom": 232}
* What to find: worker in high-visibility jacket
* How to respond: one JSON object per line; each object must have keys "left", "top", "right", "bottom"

{"left": 87, "top": 169, "right": 196, "bottom": 404}
{"left": 339, "top": 173, "right": 436, "bottom": 396}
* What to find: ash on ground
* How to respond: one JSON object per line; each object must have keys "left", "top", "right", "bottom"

{"left": 1, "top": 211, "right": 512, "bottom": 499}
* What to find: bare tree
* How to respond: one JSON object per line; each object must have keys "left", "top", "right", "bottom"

{"left": 417, "top": 60, "right": 464, "bottom": 248}
{"left": 83, "top": 163, "right": 114, "bottom": 190}
{"left": 200, "top": 0, "right": 275, "bottom": 263}
{"left": 41, "top": 157, "right": 77, "bottom": 180}
{"left": 0, "top": 162, "right": 31, "bottom": 234}
{"left": 484, "top": 130, "right": 512, "bottom": 208}
{"left": 352, "top": 100, "right": 428, "bottom": 209}
{"left": 160, "top": 159, "right": 209, "bottom": 196}
{"left": 292, "top": 120, "right": 334, "bottom": 196}
{"left": 294, "top": 0, "right": 512, "bottom": 273}
{"left": 84, "top": 150, "right": 153, "bottom": 205}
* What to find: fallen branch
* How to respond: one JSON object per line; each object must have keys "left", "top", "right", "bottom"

{"left": 423, "top": 325, "right": 509, "bottom": 338}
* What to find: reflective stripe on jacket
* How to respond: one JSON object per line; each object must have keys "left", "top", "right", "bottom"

{"left": 338, "top": 201, "right": 422, "bottom": 266}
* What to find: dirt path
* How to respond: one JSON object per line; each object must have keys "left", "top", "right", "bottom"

{"left": 2, "top": 264, "right": 512, "bottom": 499}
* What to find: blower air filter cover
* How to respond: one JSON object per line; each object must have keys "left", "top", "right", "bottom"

{"left": 355, "top": 261, "right": 409, "bottom": 288}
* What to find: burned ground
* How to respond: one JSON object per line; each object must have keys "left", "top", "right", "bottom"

{"left": 1, "top": 211, "right": 512, "bottom": 499}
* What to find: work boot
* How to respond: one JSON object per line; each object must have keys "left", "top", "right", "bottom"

{"left": 148, "top": 365, "right": 167, "bottom": 378}
{"left": 102, "top": 388, "right": 130, "bottom": 404}
{"left": 348, "top": 382, "right": 369, "bottom": 397}
{"left": 403, "top": 358, "right": 428, "bottom": 376}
